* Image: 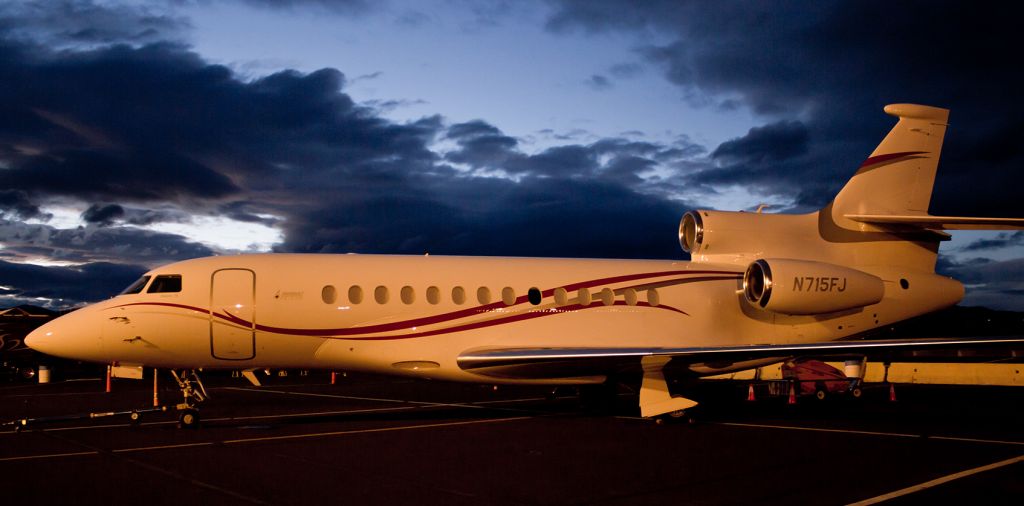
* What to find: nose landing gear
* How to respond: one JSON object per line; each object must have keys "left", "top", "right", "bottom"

{"left": 170, "top": 369, "right": 207, "bottom": 428}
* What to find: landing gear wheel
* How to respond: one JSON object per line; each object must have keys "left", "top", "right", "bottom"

{"left": 178, "top": 409, "right": 200, "bottom": 429}
{"left": 129, "top": 411, "right": 141, "bottom": 425}
{"left": 814, "top": 381, "right": 827, "bottom": 401}
{"left": 656, "top": 409, "right": 695, "bottom": 425}
{"left": 850, "top": 387, "right": 863, "bottom": 399}
{"left": 170, "top": 369, "right": 207, "bottom": 429}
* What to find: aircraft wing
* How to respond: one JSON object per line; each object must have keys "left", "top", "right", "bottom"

{"left": 844, "top": 214, "right": 1024, "bottom": 230}
{"left": 457, "top": 336, "right": 1024, "bottom": 379}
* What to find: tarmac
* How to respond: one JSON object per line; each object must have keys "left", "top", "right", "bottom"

{"left": 0, "top": 372, "right": 1021, "bottom": 505}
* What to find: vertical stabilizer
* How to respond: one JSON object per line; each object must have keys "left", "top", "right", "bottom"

{"left": 831, "top": 104, "right": 949, "bottom": 220}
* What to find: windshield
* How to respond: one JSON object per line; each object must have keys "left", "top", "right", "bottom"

{"left": 119, "top": 276, "right": 151, "bottom": 295}
{"left": 147, "top": 275, "right": 182, "bottom": 293}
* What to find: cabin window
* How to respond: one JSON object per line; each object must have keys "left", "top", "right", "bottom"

{"left": 321, "top": 285, "right": 337, "bottom": 304}
{"left": 528, "top": 287, "right": 542, "bottom": 305}
{"left": 647, "top": 288, "right": 660, "bottom": 306}
{"left": 400, "top": 285, "right": 416, "bottom": 305}
{"left": 623, "top": 288, "right": 637, "bottom": 306}
{"left": 426, "top": 286, "right": 441, "bottom": 305}
{"left": 577, "top": 287, "right": 592, "bottom": 305}
{"left": 348, "top": 285, "right": 364, "bottom": 304}
{"left": 501, "top": 287, "right": 516, "bottom": 306}
{"left": 553, "top": 287, "right": 568, "bottom": 306}
{"left": 120, "top": 276, "right": 151, "bottom": 295}
{"left": 477, "top": 287, "right": 492, "bottom": 304}
{"left": 452, "top": 286, "right": 466, "bottom": 305}
{"left": 899, "top": 278, "right": 910, "bottom": 290}
{"left": 147, "top": 275, "right": 182, "bottom": 294}
{"left": 374, "top": 286, "right": 389, "bottom": 304}
{"left": 598, "top": 288, "right": 615, "bottom": 306}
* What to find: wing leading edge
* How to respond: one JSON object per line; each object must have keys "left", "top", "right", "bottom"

{"left": 457, "top": 337, "right": 1024, "bottom": 379}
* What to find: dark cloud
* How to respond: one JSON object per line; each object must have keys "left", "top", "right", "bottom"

{"left": 0, "top": 1, "right": 189, "bottom": 46}
{"left": 445, "top": 120, "right": 701, "bottom": 187}
{"left": 0, "top": 148, "right": 239, "bottom": 203}
{"left": 711, "top": 121, "right": 809, "bottom": 165}
{"left": 960, "top": 231, "right": 1024, "bottom": 252}
{"left": 446, "top": 120, "right": 504, "bottom": 139}
{"left": 0, "top": 259, "right": 145, "bottom": 306}
{"left": 585, "top": 74, "right": 612, "bottom": 91}
{"left": 0, "top": 190, "right": 49, "bottom": 221}
{"left": 81, "top": 203, "right": 124, "bottom": 226}
{"left": 445, "top": 120, "right": 521, "bottom": 170}
{"left": 235, "top": 0, "right": 375, "bottom": 15}
{"left": 546, "top": 0, "right": 1024, "bottom": 217}
{"left": 681, "top": 120, "right": 820, "bottom": 207}
{"left": 937, "top": 256, "right": 1024, "bottom": 310}
{"left": 279, "top": 175, "right": 686, "bottom": 260}
{"left": 609, "top": 62, "right": 642, "bottom": 79}
{"left": 0, "top": 219, "right": 215, "bottom": 266}
{"left": 0, "top": 36, "right": 442, "bottom": 213}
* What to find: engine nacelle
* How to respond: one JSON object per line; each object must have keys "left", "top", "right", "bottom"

{"left": 742, "top": 258, "right": 884, "bottom": 315}
{"left": 678, "top": 209, "right": 813, "bottom": 266}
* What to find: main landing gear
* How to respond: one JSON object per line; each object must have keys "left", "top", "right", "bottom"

{"left": 170, "top": 369, "right": 207, "bottom": 429}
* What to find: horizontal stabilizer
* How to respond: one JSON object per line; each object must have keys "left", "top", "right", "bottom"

{"left": 845, "top": 214, "right": 1024, "bottom": 230}
{"left": 458, "top": 337, "right": 1024, "bottom": 379}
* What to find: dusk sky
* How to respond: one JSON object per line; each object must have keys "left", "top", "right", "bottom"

{"left": 1, "top": 0, "right": 1022, "bottom": 310}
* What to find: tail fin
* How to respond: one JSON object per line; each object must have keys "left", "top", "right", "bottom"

{"left": 832, "top": 103, "right": 949, "bottom": 218}
{"left": 832, "top": 104, "right": 1024, "bottom": 231}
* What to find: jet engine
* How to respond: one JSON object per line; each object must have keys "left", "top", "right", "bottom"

{"left": 678, "top": 209, "right": 811, "bottom": 264}
{"left": 742, "top": 258, "right": 884, "bottom": 315}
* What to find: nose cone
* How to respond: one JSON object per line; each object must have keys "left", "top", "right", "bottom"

{"left": 24, "top": 324, "right": 51, "bottom": 352}
{"left": 25, "top": 309, "right": 104, "bottom": 361}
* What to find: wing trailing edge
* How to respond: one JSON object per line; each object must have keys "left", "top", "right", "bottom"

{"left": 457, "top": 337, "right": 1024, "bottom": 379}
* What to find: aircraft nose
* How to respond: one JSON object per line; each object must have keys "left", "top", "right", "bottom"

{"left": 25, "top": 310, "right": 104, "bottom": 361}
{"left": 24, "top": 324, "right": 56, "bottom": 353}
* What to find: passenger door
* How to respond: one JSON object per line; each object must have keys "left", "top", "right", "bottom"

{"left": 210, "top": 269, "right": 256, "bottom": 360}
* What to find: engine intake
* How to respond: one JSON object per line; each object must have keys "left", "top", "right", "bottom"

{"left": 679, "top": 211, "right": 703, "bottom": 253}
{"left": 743, "top": 259, "right": 884, "bottom": 315}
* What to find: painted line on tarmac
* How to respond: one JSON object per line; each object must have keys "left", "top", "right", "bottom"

{"left": 0, "top": 416, "right": 532, "bottom": 462}
{"left": 112, "top": 441, "right": 216, "bottom": 453}
{"left": 928, "top": 435, "right": 1024, "bottom": 446}
{"left": 0, "top": 394, "right": 549, "bottom": 434}
{"left": 716, "top": 422, "right": 920, "bottom": 439}
{"left": 846, "top": 454, "right": 1024, "bottom": 505}
{"left": 0, "top": 450, "right": 99, "bottom": 462}
{"left": 220, "top": 386, "right": 421, "bottom": 404}
{"left": 220, "top": 415, "right": 532, "bottom": 444}
{"left": 715, "top": 422, "right": 1024, "bottom": 446}
{"left": 220, "top": 386, "right": 542, "bottom": 411}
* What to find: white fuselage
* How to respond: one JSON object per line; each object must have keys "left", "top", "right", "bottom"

{"left": 26, "top": 253, "right": 962, "bottom": 384}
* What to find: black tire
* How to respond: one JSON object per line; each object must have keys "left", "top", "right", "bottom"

{"left": 129, "top": 411, "right": 141, "bottom": 425}
{"left": 659, "top": 410, "right": 696, "bottom": 425}
{"left": 178, "top": 409, "right": 200, "bottom": 429}
{"left": 815, "top": 389, "right": 827, "bottom": 401}
{"left": 850, "top": 387, "right": 863, "bottom": 399}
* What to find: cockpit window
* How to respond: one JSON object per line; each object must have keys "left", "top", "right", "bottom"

{"left": 119, "top": 276, "right": 151, "bottom": 295}
{"left": 148, "top": 275, "right": 182, "bottom": 293}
